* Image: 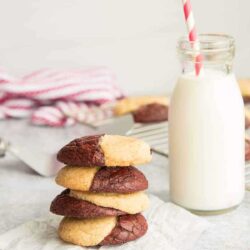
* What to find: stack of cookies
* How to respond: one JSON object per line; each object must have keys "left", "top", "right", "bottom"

{"left": 50, "top": 134, "right": 152, "bottom": 247}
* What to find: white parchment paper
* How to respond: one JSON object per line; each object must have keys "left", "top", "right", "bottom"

{"left": 0, "top": 195, "right": 209, "bottom": 250}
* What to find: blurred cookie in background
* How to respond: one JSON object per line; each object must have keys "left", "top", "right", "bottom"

{"left": 245, "top": 137, "right": 250, "bottom": 161}
{"left": 114, "top": 96, "right": 169, "bottom": 123}
{"left": 133, "top": 103, "right": 168, "bottom": 123}
{"left": 114, "top": 96, "right": 169, "bottom": 116}
{"left": 238, "top": 79, "right": 250, "bottom": 103}
{"left": 245, "top": 108, "right": 250, "bottom": 129}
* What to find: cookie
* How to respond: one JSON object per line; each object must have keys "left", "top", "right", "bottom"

{"left": 57, "top": 134, "right": 152, "bottom": 167}
{"left": 56, "top": 166, "right": 148, "bottom": 193}
{"left": 238, "top": 79, "right": 250, "bottom": 102}
{"left": 58, "top": 214, "right": 148, "bottom": 246}
{"left": 133, "top": 103, "right": 168, "bottom": 123}
{"left": 50, "top": 189, "right": 126, "bottom": 218}
{"left": 69, "top": 190, "right": 149, "bottom": 214}
{"left": 246, "top": 138, "right": 250, "bottom": 161}
{"left": 50, "top": 189, "right": 149, "bottom": 217}
{"left": 114, "top": 96, "right": 169, "bottom": 116}
{"left": 246, "top": 108, "right": 250, "bottom": 129}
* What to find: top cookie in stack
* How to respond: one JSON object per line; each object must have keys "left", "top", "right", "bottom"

{"left": 50, "top": 134, "right": 152, "bottom": 247}
{"left": 57, "top": 134, "right": 152, "bottom": 167}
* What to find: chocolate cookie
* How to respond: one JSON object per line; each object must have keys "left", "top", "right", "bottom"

{"left": 133, "top": 103, "right": 168, "bottom": 123}
{"left": 101, "top": 214, "right": 148, "bottom": 246}
{"left": 57, "top": 134, "right": 105, "bottom": 166}
{"left": 91, "top": 166, "right": 148, "bottom": 193}
{"left": 56, "top": 166, "right": 148, "bottom": 193}
{"left": 50, "top": 189, "right": 126, "bottom": 218}
{"left": 58, "top": 214, "right": 148, "bottom": 247}
{"left": 246, "top": 138, "right": 250, "bottom": 161}
{"left": 57, "top": 134, "right": 152, "bottom": 167}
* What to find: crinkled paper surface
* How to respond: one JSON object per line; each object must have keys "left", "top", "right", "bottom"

{"left": 0, "top": 195, "right": 208, "bottom": 250}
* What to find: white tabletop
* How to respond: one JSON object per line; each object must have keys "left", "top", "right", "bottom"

{"left": 0, "top": 120, "right": 250, "bottom": 250}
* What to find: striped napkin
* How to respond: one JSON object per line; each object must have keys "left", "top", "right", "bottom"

{"left": 0, "top": 67, "right": 123, "bottom": 126}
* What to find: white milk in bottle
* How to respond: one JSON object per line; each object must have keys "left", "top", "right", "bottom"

{"left": 169, "top": 34, "right": 245, "bottom": 214}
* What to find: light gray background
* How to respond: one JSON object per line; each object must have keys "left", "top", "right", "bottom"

{"left": 0, "top": 0, "right": 248, "bottom": 94}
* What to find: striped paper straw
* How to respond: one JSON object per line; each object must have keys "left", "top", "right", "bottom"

{"left": 182, "top": 0, "right": 203, "bottom": 76}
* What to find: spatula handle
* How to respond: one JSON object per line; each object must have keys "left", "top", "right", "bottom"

{"left": 0, "top": 138, "right": 9, "bottom": 157}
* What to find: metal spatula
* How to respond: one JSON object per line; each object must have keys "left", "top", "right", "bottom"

{"left": 0, "top": 137, "right": 63, "bottom": 176}
{"left": 96, "top": 114, "right": 134, "bottom": 135}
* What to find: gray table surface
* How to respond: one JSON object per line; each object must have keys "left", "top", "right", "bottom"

{"left": 0, "top": 120, "right": 250, "bottom": 250}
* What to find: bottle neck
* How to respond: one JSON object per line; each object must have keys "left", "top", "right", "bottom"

{"left": 177, "top": 34, "right": 235, "bottom": 75}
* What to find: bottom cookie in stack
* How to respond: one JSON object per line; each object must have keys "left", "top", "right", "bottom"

{"left": 59, "top": 214, "right": 148, "bottom": 247}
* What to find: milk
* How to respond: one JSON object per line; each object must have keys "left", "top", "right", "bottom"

{"left": 169, "top": 69, "right": 245, "bottom": 212}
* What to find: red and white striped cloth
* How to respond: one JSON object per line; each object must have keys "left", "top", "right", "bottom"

{"left": 0, "top": 67, "right": 123, "bottom": 126}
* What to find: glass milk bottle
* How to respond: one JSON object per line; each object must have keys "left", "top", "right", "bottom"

{"left": 169, "top": 34, "right": 245, "bottom": 214}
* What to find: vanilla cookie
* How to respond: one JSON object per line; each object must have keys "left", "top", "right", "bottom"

{"left": 69, "top": 190, "right": 149, "bottom": 214}
{"left": 58, "top": 216, "right": 116, "bottom": 247}
{"left": 56, "top": 166, "right": 148, "bottom": 193}
{"left": 114, "top": 96, "right": 169, "bottom": 116}
{"left": 58, "top": 214, "right": 148, "bottom": 246}
{"left": 57, "top": 134, "right": 152, "bottom": 167}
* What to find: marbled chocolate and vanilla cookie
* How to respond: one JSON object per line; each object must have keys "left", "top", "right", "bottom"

{"left": 50, "top": 189, "right": 149, "bottom": 218}
{"left": 58, "top": 214, "right": 148, "bottom": 247}
{"left": 57, "top": 134, "right": 152, "bottom": 167}
{"left": 56, "top": 166, "right": 148, "bottom": 193}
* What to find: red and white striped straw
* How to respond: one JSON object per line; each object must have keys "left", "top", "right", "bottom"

{"left": 182, "top": 0, "right": 203, "bottom": 76}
